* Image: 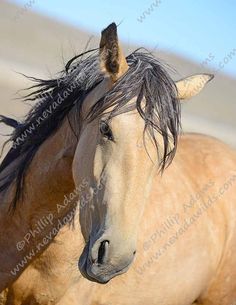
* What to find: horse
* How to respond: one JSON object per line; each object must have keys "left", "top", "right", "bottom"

{"left": 1, "top": 22, "right": 236, "bottom": 305}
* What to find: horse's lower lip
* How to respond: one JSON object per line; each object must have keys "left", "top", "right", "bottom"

{"left": 78, "top": 258, "right": 110, "bottom": 284}
{"left": 85, "top": 260, "right": 131, "bottom": 284}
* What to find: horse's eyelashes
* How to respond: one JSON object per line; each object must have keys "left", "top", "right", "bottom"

{"left": 100, "top": 121, "right": 114, "bottom": 141}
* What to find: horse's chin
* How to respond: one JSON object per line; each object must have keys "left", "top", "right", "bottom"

{"left": 78, "top": 243, "right": 130, "bottom": 284}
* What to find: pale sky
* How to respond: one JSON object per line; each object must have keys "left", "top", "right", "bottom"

{"left": 11, "top": 0, "right": 236, "bottom": 76}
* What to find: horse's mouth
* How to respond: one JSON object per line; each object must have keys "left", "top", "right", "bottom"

{"left": 78, "top": 243, "right": 130, "bottom": 284}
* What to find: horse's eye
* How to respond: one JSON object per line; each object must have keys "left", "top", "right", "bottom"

{"left": 100, "top": 121, "right": 114, "bottom": 141}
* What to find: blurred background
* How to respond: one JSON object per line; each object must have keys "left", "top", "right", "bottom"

{"left": 0, "top": 0, "right": 235, "bottom": 149}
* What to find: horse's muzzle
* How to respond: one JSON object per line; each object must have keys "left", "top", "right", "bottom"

{"left": 78, "top": 240, "right": 134, "bottom": 284}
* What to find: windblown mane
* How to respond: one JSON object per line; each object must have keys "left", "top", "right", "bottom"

{"left": 0, "top": 48, "right": 181, "bottom": 208}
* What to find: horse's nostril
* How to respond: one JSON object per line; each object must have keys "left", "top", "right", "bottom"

{"left": 97, "top": 240, "right": 109, "bottom": 265}
{"left": 133, "top": 251, "right": 136, "bottom": 255}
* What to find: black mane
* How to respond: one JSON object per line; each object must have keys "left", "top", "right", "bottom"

{"left": 0, "top": 48, "right": 181, "bottom": 208}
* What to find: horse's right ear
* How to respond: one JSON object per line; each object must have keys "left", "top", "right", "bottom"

{"left": 175, "top": 74, "right": 214, "bottom": 100}
{"left": 99, "top": 23, "right": 129, "bottom": 83}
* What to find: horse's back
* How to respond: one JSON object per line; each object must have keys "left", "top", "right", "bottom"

{"left": 177, "top": 132, "right": 236, "bottom": 186}
{"left": 176, "top": 132, "right": 236, "bottom": 234}
{"left": 179, "top": 132, "right": 236, "bottom": 161}
{"left": 175, "top": 133, "right": 236, "bottom": 305}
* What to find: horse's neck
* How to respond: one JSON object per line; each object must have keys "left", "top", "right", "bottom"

{"left": 0, "top": 118, "right": 78, "bottom": 290}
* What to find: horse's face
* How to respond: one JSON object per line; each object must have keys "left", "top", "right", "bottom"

{"left": 72, "top": 23, "right": 214, "bottom": 283}
{"left": 74, "top": 99, "right": 158, "bottom": 283}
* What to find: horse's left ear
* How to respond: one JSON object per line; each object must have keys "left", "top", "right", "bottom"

{"left": 175, "top": 74, "right": 214, "bottom": 100}
{"left": 99, "top": 22, "right": 129, "bottom": 82}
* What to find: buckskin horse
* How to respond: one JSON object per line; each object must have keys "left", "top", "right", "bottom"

{"left": 0, "top": 23, "right": 236, "bottom": 305}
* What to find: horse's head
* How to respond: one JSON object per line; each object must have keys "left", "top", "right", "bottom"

{"left": 72, "top": 23, "right": 213, "bottom": 283}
